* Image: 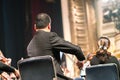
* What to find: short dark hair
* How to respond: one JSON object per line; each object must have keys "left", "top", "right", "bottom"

{"left": 35, "top": 13, "right": 51, "bottom": 29}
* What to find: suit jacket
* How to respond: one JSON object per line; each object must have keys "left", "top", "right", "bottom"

{"left": 27, "top": 30, "right": 85, "bottom": 76}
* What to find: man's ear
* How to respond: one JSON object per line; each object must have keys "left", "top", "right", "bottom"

{"left": 48, "top": 23, "right": 51, "bottom": 30}
{"left": 34, "top": 24, "right": 37, "bottom": 31}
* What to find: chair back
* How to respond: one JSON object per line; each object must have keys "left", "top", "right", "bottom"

{"left": 86, "top": 63, "right": 119, "bottom": 80}
{"left": 17, "top": 55, "right": 57, "bottom": 80}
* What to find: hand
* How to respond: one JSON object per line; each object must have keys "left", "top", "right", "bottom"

{"left": 13, "top": 69, "right": 20, "bottom": 79}
{"left": 4, "top": 58, "right": 12, "bottom": 65}
{"left": 10, "top": 72, "right": 18, "bottom": 80}
{"left": 76, "top": 61, "right": 83, "bottom": 69}
{"left": 1, "top": 72, "right": 11, "bottom": 80}
{"left": 0, "top": 58, "right": 12, "bottom": 65}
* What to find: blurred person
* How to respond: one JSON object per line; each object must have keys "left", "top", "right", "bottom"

{"left": 27, "top": 13, "right": 85, "bottom": 80}
{"left": 0, "top": 50, "right": 11, "bottom": 65}
{"left": 0, "top": 50, "right": 20, "bottom": 80}
{"left": 90, "top": 37, "right": 120, "bottom": 78}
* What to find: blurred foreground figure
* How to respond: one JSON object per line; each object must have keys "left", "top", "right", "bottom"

{"left": 90, "top": 37, "right": 120, "bottom": 79}
{"left": 27, "top": 13, "right": 85, "bottom": 80}
{"left": 0, "top": 50, "right": 20, "bottom": 80}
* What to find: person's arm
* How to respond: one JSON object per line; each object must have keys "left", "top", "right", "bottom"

{"left": 0, "top": 61, "right": 20, "bottom": 78}
{"left": 50, "top": 32, "right": 85, "bottom": 61}
{"left": 0, "top": 61, "right": 15, "bottom": 73}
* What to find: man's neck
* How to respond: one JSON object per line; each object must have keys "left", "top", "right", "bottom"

{"left": 36, "top": 28, "right": 50, "bottom": 32}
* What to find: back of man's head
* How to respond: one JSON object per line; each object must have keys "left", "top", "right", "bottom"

{"left": 35, "top": 13, "right": 51, "bottom": 29}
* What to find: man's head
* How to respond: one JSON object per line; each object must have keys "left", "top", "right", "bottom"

{"left": 34, "top": 13, "right": 51, "bottom": 31}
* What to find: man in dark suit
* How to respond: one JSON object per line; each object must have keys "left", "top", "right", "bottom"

{"left": 27, "top": 13, "right": 85, "bottom": 80}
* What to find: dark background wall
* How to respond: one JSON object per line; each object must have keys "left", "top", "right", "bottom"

{"left": 31, "top": 0, "right": 63, "bottom": 37}
{"left": 0, "top": 0, "right": 63, "bottom": 67}
{"left": 0, "top": 0, "right": 26, "bottom": 68}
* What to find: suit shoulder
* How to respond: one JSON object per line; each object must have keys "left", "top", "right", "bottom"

{"left": 50, "top": 32, "right": 58, "bottom": 36}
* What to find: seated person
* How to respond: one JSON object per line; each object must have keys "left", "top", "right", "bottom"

{"left": 0, "top": 50, "right": 19, "bottom": 80}
{"left": 90, "top": 37, "right": 120, "bottom": 78}
{"left": 27, "top": 13, "right": 85, "bottom": 80}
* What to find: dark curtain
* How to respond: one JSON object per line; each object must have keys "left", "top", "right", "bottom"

{"left": 0, "top": 0, "right": 27, "bottom": 67}
{"left": 31, "top": 0, "right": 63, "bottom": 37}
